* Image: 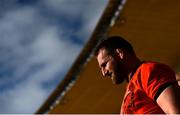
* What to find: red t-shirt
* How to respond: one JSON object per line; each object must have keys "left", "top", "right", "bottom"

{"left": 120, "top": 62, "right": 178, "bottom": 114}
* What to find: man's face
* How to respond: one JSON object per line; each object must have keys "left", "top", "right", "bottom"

{"left": 96, "top": 48, "right": 126, "bottom": 84}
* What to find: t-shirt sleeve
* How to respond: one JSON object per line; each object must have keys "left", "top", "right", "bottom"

{"left": 141, "top": 63, "right": 177, "bottom": 101}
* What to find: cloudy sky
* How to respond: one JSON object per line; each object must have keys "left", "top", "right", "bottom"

{"left": 0, "top": 0, "right": 108, "bottom": 113}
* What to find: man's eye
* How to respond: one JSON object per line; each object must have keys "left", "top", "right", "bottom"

{"left": 101, "top": 62, "right": 107, "bottom": 68}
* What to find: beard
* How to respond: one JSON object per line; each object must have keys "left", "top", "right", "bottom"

{"left": 111, "top": 61, "right": 127, "bottom": 84}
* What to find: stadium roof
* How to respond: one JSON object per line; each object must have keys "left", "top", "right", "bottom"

{"left": 37, "top": 0, "right": 180, "bottom": 113}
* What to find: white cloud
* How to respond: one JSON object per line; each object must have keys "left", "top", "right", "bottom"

{"left": 0, "top": 82, "right": 47, "bottom": 113}
{"left": 41, "top": 0, "right": 108, "bottom": 42}
{"left": 0, "top": 0, "right": 108, "bottom": 113}
{"left": 42, "top": 0, "right": 85, "bottom": 19}
{"left": 76, "top": 0, "right": 109, "bottom": 42}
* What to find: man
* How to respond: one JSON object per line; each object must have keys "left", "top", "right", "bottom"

{"left": 95, "top": 36, "right": 180, "bottom": 114}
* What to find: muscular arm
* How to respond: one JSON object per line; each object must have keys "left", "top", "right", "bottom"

{"left": 157, "top": 84, "right": 180, "bottom": 113}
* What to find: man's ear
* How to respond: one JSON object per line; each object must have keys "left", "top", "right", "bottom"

{"left": 115, "top": 49, "right": 124, "bottom": 59}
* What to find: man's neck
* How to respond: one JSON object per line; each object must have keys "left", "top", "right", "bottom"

{"left": 127, "top": 56, "right": 142, "bottom": 82}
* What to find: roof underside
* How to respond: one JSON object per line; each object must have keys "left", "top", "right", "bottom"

{"left": 37, "top": 0, "right": 180, "bottom": 113}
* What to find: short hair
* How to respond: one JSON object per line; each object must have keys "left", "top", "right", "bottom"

{"left": 94, "top": 36, "right": 135, "bottom": 56}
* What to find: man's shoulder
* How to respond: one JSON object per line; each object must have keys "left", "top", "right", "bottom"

{"left": 140, "top": 61, "right": 174, "bottom": 74}
{"left": 141, "top": 61, "right": 169, "bottom": 69}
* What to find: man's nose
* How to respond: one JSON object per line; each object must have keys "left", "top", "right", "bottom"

{"left": 102, "top": 68, "right": 106, "bottom": 77}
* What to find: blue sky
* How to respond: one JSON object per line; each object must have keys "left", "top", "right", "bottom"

{"left": 0, "top": 0, "right": 108, "bottom": 113}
